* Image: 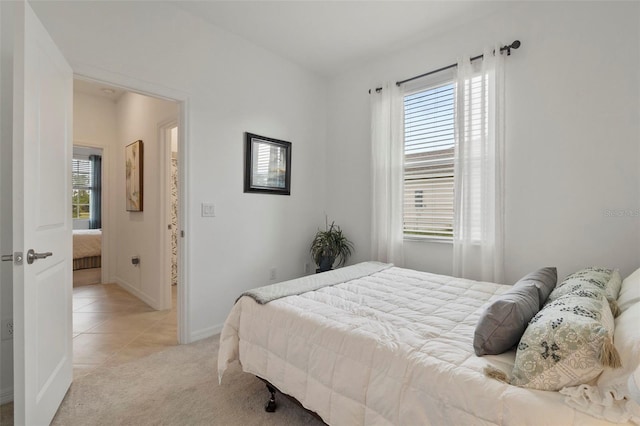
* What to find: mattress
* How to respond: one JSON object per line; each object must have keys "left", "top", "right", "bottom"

{"left": 72, "top": 229, "right": 101, "bottom": 259}
{"left": 218, "top": 263, "right": 627, "bottom": 425}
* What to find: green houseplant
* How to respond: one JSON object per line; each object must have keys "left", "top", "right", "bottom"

{"left": 310, "top": 220, "right": 354, "bottom": 272}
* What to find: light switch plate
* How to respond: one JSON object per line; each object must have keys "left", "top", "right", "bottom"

{"left": 201, "top": 203, "right": 215, "bottom": 217}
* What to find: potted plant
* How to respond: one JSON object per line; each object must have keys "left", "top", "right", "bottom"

{"left": 310, "top": 219, "right": 354, "bottom": 272}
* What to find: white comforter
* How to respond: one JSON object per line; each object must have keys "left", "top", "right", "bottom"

{"left": 72, "top": 229, "right": 101, "bottom": 259}
{"left": 218, "top": 263, "right": 625, "bottom": 425}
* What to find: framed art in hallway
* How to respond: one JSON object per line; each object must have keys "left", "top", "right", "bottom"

{"left": 244, "top": 132, "right": 291, "bottom": 195}
{"left": 125, "top": 139, "right": 144, "bottom": 211}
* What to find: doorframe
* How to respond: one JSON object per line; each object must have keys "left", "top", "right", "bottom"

{"left": 73, "top": 66, "right": 191, "bottom": 344}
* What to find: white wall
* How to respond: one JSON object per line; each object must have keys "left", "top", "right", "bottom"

{"left": 326, "top": 1, "right": 640, "bottom": 283}
{"left": 73, "top": 92, "right": 117, "bottom": 146}
{"left": 112, "top": 92, "right": 177, "bottom": 309}
{"left": 31, "top": 1, "right": 328, "bottom": 340}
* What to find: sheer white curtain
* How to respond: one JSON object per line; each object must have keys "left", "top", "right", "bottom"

{"left": 370, "top": 83, "right": 405, "bottom": 266}
{"left": 453, "top": 47, "right": 505, "bottom": 283}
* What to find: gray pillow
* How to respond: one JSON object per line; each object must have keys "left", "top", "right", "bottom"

{"left": 474, "top": 267, "right": 557, "bottom": 356}
{"left": 518, "top": 267, "right": 557, "bottom": 308}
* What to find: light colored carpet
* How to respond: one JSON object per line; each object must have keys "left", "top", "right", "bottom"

{"left": 52, "top": 336, "right": 327, "bottom": 425}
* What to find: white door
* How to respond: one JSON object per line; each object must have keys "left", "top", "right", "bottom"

{"left": 11, "top": 3, "right": 73, "bottom": 424}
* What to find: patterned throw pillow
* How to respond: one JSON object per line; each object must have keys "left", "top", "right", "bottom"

{"left": 547, "top": 267, "right": 612, "bottom": 303}
{"left": 510, "top": 291, "right": 620, "bottom": 391}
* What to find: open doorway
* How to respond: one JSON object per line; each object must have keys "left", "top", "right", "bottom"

{"left": 72, "top": 145, "right": 103, "bottom": 287}
{"left": 71, "top": 78, "right": 183, "bottom": 377}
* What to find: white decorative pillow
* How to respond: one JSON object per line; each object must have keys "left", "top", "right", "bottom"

{"left": 605, "top": 270, "right": 622, "bottom": 302}
{"left": 618, "top": 267, "right": 640, "bottom": 314}
{"left": 511, "top": 291, "right": 620, "bottom": 391}
{"left": 598, "top": 302, "right": 640, "bottom": 403}
{"left": 559, "top": 302, "right": 640, "bottom": 424}
{"left": 547, "top": 267, "right": 612, "bottom": 303}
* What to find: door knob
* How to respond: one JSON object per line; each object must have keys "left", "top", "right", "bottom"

{"left": 26, "top": 249, "right": 53, "bottom": 264}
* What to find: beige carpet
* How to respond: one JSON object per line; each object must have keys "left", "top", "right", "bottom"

{"left": 52, "top": 336, "right": 327, "bottom": 425}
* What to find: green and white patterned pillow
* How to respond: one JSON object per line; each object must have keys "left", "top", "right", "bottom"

{"left": 510, "top": 290, "right": 620, "bottom": 391}
{"left": 546, "top": 267, "right": 612, "bottom": 303}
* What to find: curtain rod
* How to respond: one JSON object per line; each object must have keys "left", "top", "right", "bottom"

{"left": 369, "top": 40, "right": 521, "bottom": 94}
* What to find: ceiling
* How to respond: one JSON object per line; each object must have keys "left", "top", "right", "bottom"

{"left": 74, "top": 78, "right": 125, "bottom": 101}
{"left": 176, "top": 1, "right": 506, "bottom": 77}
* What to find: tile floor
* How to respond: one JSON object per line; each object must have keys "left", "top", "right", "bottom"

{"left": 72, "top": 283, "right": 178, "bottom": 378}
{"left": 0, "top": 283, "right": 177, "bottom": 424}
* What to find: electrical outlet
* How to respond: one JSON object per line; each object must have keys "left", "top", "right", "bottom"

{"left": 1, "top": 319, "right": 13, "bottom": 340}
{"left": 201, "top": 203, "right": 215, "bottom": 217}
{"left": 269, "top": 267, "right": 277, "bottom": 281}
{"left": 304, "top": 263, "right": 310, "bottom": 274}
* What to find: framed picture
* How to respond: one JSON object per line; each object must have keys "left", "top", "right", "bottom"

{"left": 244, "top": 132, "right": 291, "bottom": 195}
{"left": 125, "top": 140, "right": 144, "bottom": 211}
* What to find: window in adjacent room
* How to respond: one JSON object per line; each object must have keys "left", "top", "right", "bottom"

{"left": 72, "top": 147, "right": 102, "bottom": 229}
{"left": 72, "top": 157, "right": 92, "bottom": 220}
{"left": 403, "top": 80, "right": 455, "bottom": 240}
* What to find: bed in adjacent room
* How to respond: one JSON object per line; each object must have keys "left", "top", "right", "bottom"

{"left": 72, "top": 229, "right": 102, "bottom": 270}
{"left": 218, "top": 262, "right": 640, "bottom": 425}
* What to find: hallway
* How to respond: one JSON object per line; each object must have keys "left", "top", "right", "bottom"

{"left": 72, "top": 283, "right": 177, "bottom": 378}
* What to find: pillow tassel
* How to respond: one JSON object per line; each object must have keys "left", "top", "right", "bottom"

{"left": 608, "top": 299, "right": 621, "bottom": 318}
{"left": 598, "top": 336, "right": 622, "bottom": 369}
{"left": 484, "top": 366, "right": 510, "bottom": 384}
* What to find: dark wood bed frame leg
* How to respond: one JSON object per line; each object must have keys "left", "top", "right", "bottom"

{"left": 264, "top": 383, "right": 277, "bottom": 413}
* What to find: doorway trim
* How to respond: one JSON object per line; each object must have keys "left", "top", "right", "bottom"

{"left": 73, "top": 65, "right": 191, "bottom": 344}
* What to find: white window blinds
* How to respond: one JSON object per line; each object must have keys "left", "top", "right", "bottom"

{"left": 72, "top": 158, "right": 92, "bottom": 190}
{"left": 72, "top": 158, "right": 92, "bottom": 220}
{"left": 403, "top": 82, "right": 455, "bottom": 239}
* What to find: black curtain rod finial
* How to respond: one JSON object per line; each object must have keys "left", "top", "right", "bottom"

{"left": 501, "top": 40, "right": 521, "bottom": 56}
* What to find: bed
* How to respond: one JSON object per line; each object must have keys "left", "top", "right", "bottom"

{"left": 218, "top": 262, "right": 640, "bottom": 425}
{"left": 72, "top": 229, "right": 102, "bottom": 270}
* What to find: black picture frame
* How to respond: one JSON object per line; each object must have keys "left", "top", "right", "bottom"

{"left": 244, "top": 132, "right": 291, "bottom": 195}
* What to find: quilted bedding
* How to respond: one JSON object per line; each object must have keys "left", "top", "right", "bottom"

{"left": 218, "top": 263, "right": 624, "bottom": 425}
{"left": 72, "top": 229, "right": 101, "bottom": 259}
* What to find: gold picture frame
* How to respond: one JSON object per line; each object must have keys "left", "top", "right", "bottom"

{"left": 125, "top": 140, "right": 143, "bottom": 211}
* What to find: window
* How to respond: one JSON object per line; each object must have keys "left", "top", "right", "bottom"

{"left": 72, "top": 158, "right": 92, "bottom": 220}
{"left": 403, "top": 81, "right": 455, "bottom": 240}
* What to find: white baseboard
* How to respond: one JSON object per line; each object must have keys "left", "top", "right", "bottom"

{"left": 189, "top": 323, "right": 223, "bottom": 343}
{"left": 0, "top": 387, "right": 13, "bottom": 405}
{"left": 113, "top": 277, "right": 160, "bottom": 310}
{"left": 113, "top": 278, "right": 223, "bottom": 344}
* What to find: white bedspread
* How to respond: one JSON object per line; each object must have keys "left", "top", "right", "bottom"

{"left": 218, "top": 263, "right": 629, "bottom": 425}
{"left": 72, "top": 229, "right": 101, "bottom": 259}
